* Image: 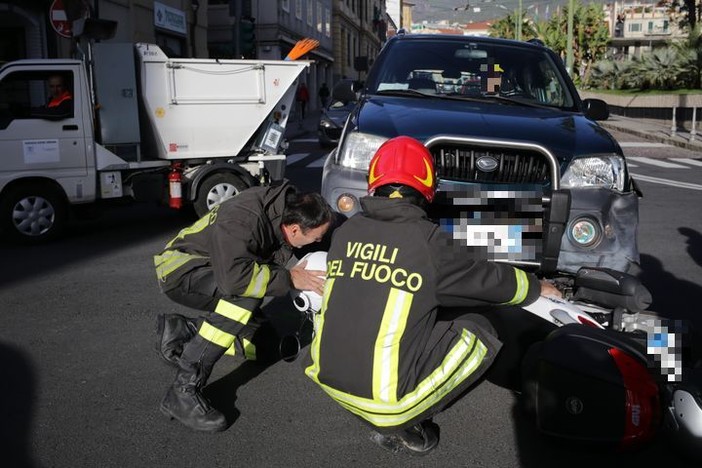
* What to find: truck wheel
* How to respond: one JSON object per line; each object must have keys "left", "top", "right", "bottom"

{"left": 194, "top": 173, "right": 248, "bottom": 218}
{"left": 0, "top": 183, "right": 68, "bottom": 243}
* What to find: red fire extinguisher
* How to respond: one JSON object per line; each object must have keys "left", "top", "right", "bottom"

{"left": 168, "top": 163, "right": 183, "bottom": 209}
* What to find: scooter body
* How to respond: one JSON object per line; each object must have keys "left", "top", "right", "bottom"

{"left": 519, "top": 267, "right": 700, "bottom": 460}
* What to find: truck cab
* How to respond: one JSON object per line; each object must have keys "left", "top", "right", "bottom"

{"left": 0, "top": 62, "right": 95, "bottom": 241}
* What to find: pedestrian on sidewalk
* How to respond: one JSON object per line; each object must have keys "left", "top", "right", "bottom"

{"left": 318, "top": 82, "right": 330, "bottom": 109}
{"left": 297, "top": 83, "right": 310, "bottom": 119}
{"left": 153, "top": 181, "right": 333, "bottom": 432}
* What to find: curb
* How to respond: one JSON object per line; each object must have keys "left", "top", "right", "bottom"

{"left": 599, "top": 120, "right": 702, "bottom": 153}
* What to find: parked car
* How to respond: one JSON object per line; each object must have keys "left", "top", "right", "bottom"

{"left": 318, "top": 80, "right": 357, "bottom": 148}
{"left": 320, "top": 33, "right": 641, "bottom": 276}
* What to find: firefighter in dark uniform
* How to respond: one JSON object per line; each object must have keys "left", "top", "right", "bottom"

{"left": 304, "top": 136, "right": 561, "bottom": 454}
{"left": 154, "top": 181, "right": 332, "bottom": 432}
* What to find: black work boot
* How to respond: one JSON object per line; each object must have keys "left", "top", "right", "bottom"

{"left": 370, "top": 420, "right": 440, "bottom": 456}
{"left": 160, "top": 334, "right": 228, "bottom": 432}
{"left": 155, "top": 313, "right": 199, "bottom": 366}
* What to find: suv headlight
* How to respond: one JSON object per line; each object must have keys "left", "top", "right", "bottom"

{"left": 561, "top": 156, "right": 626, "bottom": 191}
{"left": 336, "top": 132, "right": 388, "bottom": 170}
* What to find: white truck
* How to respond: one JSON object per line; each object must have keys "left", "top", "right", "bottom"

{"left": 0, "top": 42, "right": 309, "bottom": 243}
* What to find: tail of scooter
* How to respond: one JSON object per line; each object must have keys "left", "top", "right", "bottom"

{"left": 519, "top": 266, "right": 701, "bottom": 460}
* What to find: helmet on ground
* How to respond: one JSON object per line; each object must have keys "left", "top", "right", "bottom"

{"left": 367, "top": 136, "right": 436, "bottom": 203}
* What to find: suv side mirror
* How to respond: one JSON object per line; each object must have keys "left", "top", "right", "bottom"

{"left": 582, "top": 98, "right": 609, "bottom": 121}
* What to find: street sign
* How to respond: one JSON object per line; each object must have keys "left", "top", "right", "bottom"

{"left": 50, "top": 0, "right": 72, "bottom": 38}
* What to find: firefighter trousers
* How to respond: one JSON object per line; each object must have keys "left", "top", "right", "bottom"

{"left": 164, "top": 265, "right": 279, "bottom": 362}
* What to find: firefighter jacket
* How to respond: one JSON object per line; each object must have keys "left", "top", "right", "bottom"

{"left": 305, "top": 196, "right": 541, "bottom": 431}
{"left": 154, "top": 181, "right": 296, "bottom": 299}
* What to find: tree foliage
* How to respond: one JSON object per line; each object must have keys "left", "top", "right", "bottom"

{"left": 487, "top": 0, "right": 701, "bottom": 90}
{"left": 487, "top": 11, "right": 536, "bottom": 40}
{"left": 488, "top": 0, "right": 610, "bottom": 84}
{"left": 588, "top": 25, "right": 701, "bottom": 90}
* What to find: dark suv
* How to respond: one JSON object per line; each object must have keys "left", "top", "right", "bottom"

{"left": 321, "top": 33, "right": 640, "bottom": 276}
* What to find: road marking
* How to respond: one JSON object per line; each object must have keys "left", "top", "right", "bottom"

{"left": 307, "top": 158, "right": 326, "bottom": 168}
{"left": 619, "top": 142, "right": 671, "bottom": 148}
{"left": 631, "top": 173, "right": 702, "bottom": 191}
{"left": 627, "top": 163, "right": 638, "bottom": 168}
{"left": 286, "top": 153, "right": 309, "bottom": 164}
{"left": 286, "top": 152, "right": 327, "bottom": 168}
{"left": 627, "top": 157, "right": 689, "bottom": 168}
{"left": 670, "top": 158, "right": 702, "bottom": 167}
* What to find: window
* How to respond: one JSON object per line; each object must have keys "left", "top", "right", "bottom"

{"left": 628, "top": 23, "right": 642, "bottom": 33}
{"left": 282, "top": 0, "right": 289, "bottom": 12}
{"left": 0, "top": 70, "right": 75, "bottom": 129}
{"left": 317, "top": 2, "right": 323, "bottom": 33}
{"left": 307, "top": 0, "right": 314, "bottom": 26}
{"left": 367, "top": 40, "right": 573, "bottom": 108}
{"left": 325, "top": 8, "right": 331, "bottom": 37}
{"left": 296, "top": 0, "right": 302, "bottom": 19}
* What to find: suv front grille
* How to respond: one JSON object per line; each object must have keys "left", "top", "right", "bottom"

{"left": 431, "top": 145, "right": 551, "bottom": 185}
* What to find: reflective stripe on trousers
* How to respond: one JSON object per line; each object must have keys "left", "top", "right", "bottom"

{"left": 198, "top": 296, "right": 262, "bottom": 359}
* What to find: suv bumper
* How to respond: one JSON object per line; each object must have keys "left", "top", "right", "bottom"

{"left": 322, "top": 153, "right": 640, "bottom": 275}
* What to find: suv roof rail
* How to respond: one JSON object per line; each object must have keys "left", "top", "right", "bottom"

{"left": 527, "top": 38, "right": 545, "bottom": 47}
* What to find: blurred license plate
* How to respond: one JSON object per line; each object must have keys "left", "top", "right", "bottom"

{"left": 431, "top": 186, "right": 543, "bottom": 262}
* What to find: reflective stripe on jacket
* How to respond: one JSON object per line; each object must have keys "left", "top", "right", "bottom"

{"left": 153, "top": 182, "right": 295, "bottom": 296}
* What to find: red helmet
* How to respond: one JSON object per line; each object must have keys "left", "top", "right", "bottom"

{"left": 367, "top": 136, "right": 436, "bottom": 202}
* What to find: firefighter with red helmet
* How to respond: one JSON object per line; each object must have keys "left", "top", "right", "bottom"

{"left": 304, "top": 136, "right": 561, "bottom": 455}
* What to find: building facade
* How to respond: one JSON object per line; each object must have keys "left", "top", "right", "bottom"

{"left": 0, "top": 1, "right": 395, "bottom": 114}
{"left": 331, "top": 0, "right": 386, "bottom": 84}
{"left": 207, "top": 0, "right": 335, "bottom": 113}
{"left": 605, "top": 2, "right": 685, "bottom": 59}
{"left": 0, "top": 0, "right": 207, "bottom": 63}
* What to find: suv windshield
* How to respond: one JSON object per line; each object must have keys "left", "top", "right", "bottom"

{"left": 366, "top": 39, "right": 575, "bottom": 109}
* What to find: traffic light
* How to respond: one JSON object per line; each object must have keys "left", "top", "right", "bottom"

{"left": 239, "top": 17, "right": 256, "bottom": 58}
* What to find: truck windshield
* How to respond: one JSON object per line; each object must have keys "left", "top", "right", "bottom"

{"left": 366, "top": 39, "right": 575, "bottom": 110}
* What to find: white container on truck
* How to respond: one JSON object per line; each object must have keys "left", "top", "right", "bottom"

{"left": 0, "top": 42, "right": 309, "bottom": 243}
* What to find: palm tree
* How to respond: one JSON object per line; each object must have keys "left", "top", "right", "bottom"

{"left": 589, "top": 60, "right": 632, "bottom": 90}
{"left": 488, "top": 13, "right": 517, "bottom": 40}
{"left": 639, "top": 48, "right": 688, "bottom": 89}
{"left": 671, "top": 25, "right": 702, "bottom": 89}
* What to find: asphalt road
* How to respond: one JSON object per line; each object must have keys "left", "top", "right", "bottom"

{"left": 1, "top": 132, "right": 701, "bottom": 468}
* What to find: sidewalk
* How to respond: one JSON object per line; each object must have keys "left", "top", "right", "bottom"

{"left": 598, "top": 114, "right": 702, "bottom": 153}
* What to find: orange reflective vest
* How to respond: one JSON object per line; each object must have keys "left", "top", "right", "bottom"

{"left": 48, "top": 91, "right": 72, "bottom": 108}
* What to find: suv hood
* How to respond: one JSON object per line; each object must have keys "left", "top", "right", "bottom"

{"left": 354, "top": 95, "right": 619, "bottom": 160}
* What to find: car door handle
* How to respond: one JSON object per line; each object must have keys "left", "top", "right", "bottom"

{"left": 63, "top": 124, "right": 79, "bottom": 131}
